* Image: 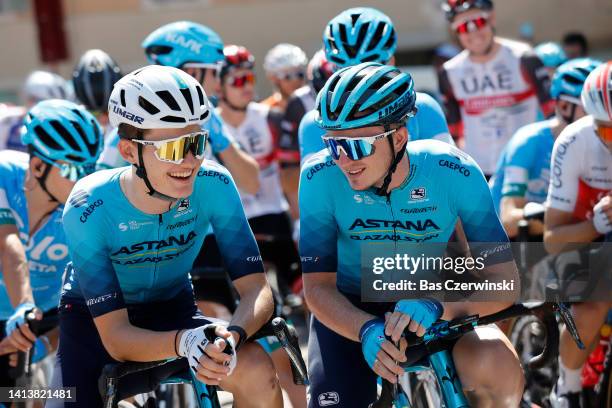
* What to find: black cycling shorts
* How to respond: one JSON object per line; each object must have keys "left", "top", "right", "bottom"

{"left": 48, "top": 291, "right": 212, "bottom": 408}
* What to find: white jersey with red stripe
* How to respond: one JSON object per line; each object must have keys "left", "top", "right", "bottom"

{"left": 439, "top": 38, "right": 553, "bottom": 174}
{"left": 546, "top": 115, "right": 612, "bottom": 221}
{"left": 218, "top": 102, "right": 288, "bottom": 219}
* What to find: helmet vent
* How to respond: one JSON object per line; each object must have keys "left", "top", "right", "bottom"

{"left": 366, "top": 23, "right": 386, "bottom": 52}
{"left": 145, "top": 45, "right": 173, "bottom": 57}
{"left": 50, "top": 120, "right": 80, "bottom": 151}
{"left": 196, "top": 85, "right": 205, "bottom": 106}
{"left": 180, "top": 88, "right": 194, "bottom": 115}
{"left": 34, "top": 125, "right": 61, "bottom": 150}
{"left": 156, "top": 90, "right": 181, "bottom": 111}
{"left": 160, "top": 115, "right": 186, "bottom": 123}
{"left": 138, "top": 96, "right": 160, "bottom": 115}
{"left": 200, "top": 110, "right": 209, "bottom": 120}
{"left": 120, "top": 89, "right": 126, "bottom": 107}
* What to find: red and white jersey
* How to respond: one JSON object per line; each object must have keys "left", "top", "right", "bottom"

{"left": 546, "top": 116, "right": 612, "bottom": 221}
{"left": 439, "top": 38, "right": 553, "bottom": 174}
{"left": 0, "top": 104, "right": 26, "bottom": 152}
{"left": 218, "top": 102, "right": 288, "bottom": 219}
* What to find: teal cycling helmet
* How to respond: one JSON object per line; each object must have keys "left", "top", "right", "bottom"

{"left": 142, "top": 21, "right": 225, "bottom": 68}
{"left": 550, "top": 58, "right": 602, "bottom": 100}
{"left": 21, "top": 99, "right": 103, "bottom": 201}
{"left": 316, "top": 62, "right": 417, "bottom": 197}
{"left": 535, "top": 42, "right": 568, "bottom": 68}
{"left": 316, "top": 62, "right": 417, "bottom": 130}
{"left": 323, "top": 7, "right": 396, "bottom": 68}
{"left": 22, "top": 99, "right": 103, "bottom": 167}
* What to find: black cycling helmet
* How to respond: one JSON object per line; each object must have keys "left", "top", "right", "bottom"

{"left": 72, "top": 49, "right": 122, "bottom": 112}
{"left": 442, "top": 0, "right": 494, "bottom": 21}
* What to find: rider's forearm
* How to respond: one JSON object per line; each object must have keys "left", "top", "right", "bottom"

{"left": 1, "top": 233, "right": 34, "bottom": 307}
{"left": 96, "top": 320, "right": 179, "bottom": 362}
{"left": 229, "top": 278, "right": 274, "bottom": 341}
{"left": 544, "top": 219, "right": 599, "bottom": 255}
{"left": 219, "top": 145, "right": 260, "bottom": 195}
{"left": 280, "top": 167, "right": 300, "bottom": 219}
{"left": 501, "top": 206, "right": 524, "bottom": 238}
{"left": 304, "top": 278, "right": 375, "bottom": 342}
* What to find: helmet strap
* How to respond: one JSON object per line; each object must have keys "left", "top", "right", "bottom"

{"left": 35, "top": 161, "right": 60, "bottom": 204}
{"left": 560, "top": 103, "right": 577, "bottom": 124}
{"left": 375, "top": 125, "right": 407, "bottom": 199}
{"left": 133, "top": 139, "right": 178, "bottom": 203}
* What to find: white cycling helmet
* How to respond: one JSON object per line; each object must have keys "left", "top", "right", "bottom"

{"left": 108, "top": 65, "right": 211, "bottom": 129}
{"left": 263, "top": 43, "right": 308, "bottom": 74}
{"left": 581, "top": 61, "right": 612, "bottom": 122}
{"left": 23, "top": 70, "right": 70, "bottom": 102}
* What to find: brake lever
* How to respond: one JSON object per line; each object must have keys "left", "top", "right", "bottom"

{"left": 555, "top": 302, "right": 585, "bottom": 350}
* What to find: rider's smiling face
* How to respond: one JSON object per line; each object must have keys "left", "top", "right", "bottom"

{"left": 453, "top": 9, "right": 496, "bottom": 56}
{"left": 327, "top": 125, "right": 408, "bottom": 191}
{"left": 122, "top": 124, "right": 204, "bottom": 199}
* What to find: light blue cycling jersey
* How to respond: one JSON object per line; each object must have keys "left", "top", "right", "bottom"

{"left": 489, "top": 119, "right": 555, "bottom": 213}
{"left": 96, "top": 111, "right": 234, "bottom": 170}
{"left": 299, "top": 140, "right": 510, "bottom": 295}
{"left": 0, "top": 151, "right": 69, "bottom": 319}
{"left": 62, "top": 160, "right": 264, "bottom": 317}
{"left": 298, "top": 92, "right": 454, "bottom": 163}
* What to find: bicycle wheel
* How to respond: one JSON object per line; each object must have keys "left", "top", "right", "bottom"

{"left": 510, "top": 315, "right": 558, "bottom": 406}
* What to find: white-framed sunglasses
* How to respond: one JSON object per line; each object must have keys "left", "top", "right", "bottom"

{"left": 322, "top": 129, "right": 398, "bottom": 161}
{"left": 132, "top": 131, "right": 208, "bottom": 164}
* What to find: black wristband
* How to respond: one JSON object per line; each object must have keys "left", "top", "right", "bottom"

{"left": 227, "top": 325, "right": 247, "bottom": 351}
{"left": 174, "top": 329, "right": 181, "bottom": 357}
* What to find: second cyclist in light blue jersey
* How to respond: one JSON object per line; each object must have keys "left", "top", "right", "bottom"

{"left": 297, "top": 7, "right": 453, "bottom": 164}
{"left": 299, "top": 62, "right": 521, "bottom": 408}
{"left": 0, "top": 100, "right": 102, "bottom": 384}
{"left": 489, "top": 58, "right": 600, "bottom": 238}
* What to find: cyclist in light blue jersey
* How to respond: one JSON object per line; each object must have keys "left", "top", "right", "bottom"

{"left": 300, "top": 62, "right": 521, "bottom": 407}
{"left": 48, "top": 65, "right": 280, "bottom": 408}
{"left": 489, "top": 58, "right": 601, "bottom": 238}
{"left": 0, "top": 99, "right": 103, "bottom": 386}
{"left": 141, "top": 21, "right": 260, "bottom": 195}
{"left": 297, "top": 7, "right": 453, "bottom": 165}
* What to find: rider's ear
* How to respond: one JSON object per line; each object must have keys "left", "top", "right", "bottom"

{"left": 394, "top": 126, "right": 409, "bottom": 148}
{"left": 29, "top": 156, "right": 47, "bottom": 178}
{"left": 118, "top": 139, "right": 138, "bottom": 165}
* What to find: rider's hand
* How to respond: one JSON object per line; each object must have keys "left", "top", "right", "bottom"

{"left": 177, "top": 324, "right": 237, "bottom": 385}
{"left": 386, "top": 299, "right": 443, "bottom": 341}
{"left": 5, "top": 304, "right": 40, "bottom": 352}
{"left": 593, "top": 194, "right": 612, "bottom": 235}
{"left": 360, "top": 319, "right": 407, "bottom": 384}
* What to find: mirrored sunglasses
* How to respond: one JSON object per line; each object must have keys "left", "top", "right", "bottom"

{"left": 132, "top": 131, "right": 208, "bottom": 164}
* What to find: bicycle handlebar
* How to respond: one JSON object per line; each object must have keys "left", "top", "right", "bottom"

{"left": 370, "top": 301, "right": 581, "bottom": 408}
{"left": 8, "top": 310, "right": 59, "bottom": 380}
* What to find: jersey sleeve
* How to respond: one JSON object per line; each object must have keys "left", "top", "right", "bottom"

{"left": 448, "top": 149, "right": 512, "bottom": 264}
{"left": 501, "top": 132, "right": 535, "bottom": 198}
{"left": 200, "top": 164, "right": 265, "bottom": 279}
{"left": 545, "top": 129, "right": 581, "bottom": 212}
{"left": 278, "top": 96, "right": 305, "bottom": 165}
{"left": 206, "top": 112, "right": 234, "bottom": 155}
{"left": 412, "top": 93, "right": 454, "bottom": 145}
{"left": 63, "top": 186, "right": 124, "bottom": 317}
{"left": 298, "top": 156, "right": 338, "bottom": 273}
{"left": 0, "top": 162, "right": 17, "bottom": 226}
{"left": 520, "top": 52, "right": 554, "bottom": 117}
{"left": 298, "top": 110, "right": 326, "bottom": 162}
{"left": 437, "top": 67, "right": 463, "bottom": 141}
